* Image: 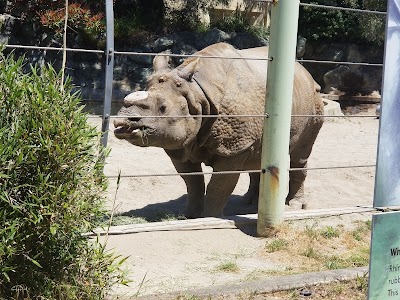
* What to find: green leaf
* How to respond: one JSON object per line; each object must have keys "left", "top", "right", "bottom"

{"left": 24, "top": 255, "right": 43, "bottom": 268}
{"left": 2, "top": 272, "right": 10, "bottom": 282}
{"left": 50, "top": 224, "right": 58, "bottom": 236}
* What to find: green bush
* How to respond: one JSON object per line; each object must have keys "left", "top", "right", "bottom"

{"left": 0, "top": 52, "right": 128, "bottom": 299}
{"left": 299, "top": 0, "right": 386, "bottom": 45}
{"left": 4, "top": 1, "right": 106, "bottom": 48}
{"left": 209, "top": 4, "right": 269, "bottom": 40}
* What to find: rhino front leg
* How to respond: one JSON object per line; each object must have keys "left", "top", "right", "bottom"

{"left": 202, "top": 173, "right": 240, "bottom": 217}
{"left": 171, "top": 159, "right": 205, "bottom": 218}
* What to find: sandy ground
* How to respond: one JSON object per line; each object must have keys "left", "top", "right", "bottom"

{"left": 90, "top": 104, "right": 379, "bottom": 296}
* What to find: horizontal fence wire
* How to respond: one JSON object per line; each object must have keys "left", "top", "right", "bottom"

{"left": 106, "top": 164, "right": 376, "bottom": 179}
{"left": 113, "top": 50, "right": 272, "bottom": 61}
{"left": 111, "top": 114, "right": 269, "bottom": 118}
{"left": 115, "top": 50, "right": 382, "bottom": 67}
{"left": 4, "top": 45, "right": 382, "bottom": 67}
{"left": 299, "top": 2, "right": 387, "bottom": 15}
{"left": 4, "top": 44, "right": 105, "bottom": 54}
{"left": 298, "top": 59, "right": 383, "bottom": 67}
{"left": 106, "top": 114, "right": 378, "bottom": 119}
{"left": 107, "top": 170, "right": 262, "bottom": 178}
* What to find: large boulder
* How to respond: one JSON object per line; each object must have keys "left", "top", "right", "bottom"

{"left": 302, "top": 42, "right": 383, "bottom": 95}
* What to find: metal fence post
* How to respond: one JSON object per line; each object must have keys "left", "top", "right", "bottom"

{"left": 257, "top": 0, "right": 300, "bottom": 236}
{"left": 100, "top": 0, "right": 115, "bottom": 148}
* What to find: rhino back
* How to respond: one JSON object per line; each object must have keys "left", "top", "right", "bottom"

{"left": 237, "top": 46, "right": 269, "bottom": 81}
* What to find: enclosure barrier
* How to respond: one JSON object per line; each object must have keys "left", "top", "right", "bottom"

{"left": 105, "top": 164, "right": 377, "bottom": 179}
{"left": 3, "top": 0, "right": 385, "bottom": 230}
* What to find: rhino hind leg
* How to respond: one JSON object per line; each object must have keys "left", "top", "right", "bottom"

{"left": 243, "top": 173, "right": 260, "bottom": 205}
{"left": 287, "top": 118, "right": 323, "bottom": 208}
{"left": 287, "top": 160, "right": 307, "bottom": 207}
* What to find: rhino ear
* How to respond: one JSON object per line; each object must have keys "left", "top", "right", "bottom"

{"left": 153, "top": 54, "right": 171, "bottom": 71}
{"left": 178, "top": 58, "right": 199, "bottom": 82}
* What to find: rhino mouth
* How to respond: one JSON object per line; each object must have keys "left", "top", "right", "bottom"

{"left": 114, "top": 125, "right": 152, "bottom": 138}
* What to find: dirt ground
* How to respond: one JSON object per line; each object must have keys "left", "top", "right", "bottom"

{"left": 90, "top": 104, "right": 379, "bottom": 297}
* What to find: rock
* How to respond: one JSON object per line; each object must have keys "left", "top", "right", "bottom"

{"left": 173, "top": 31, "right": 198, "bottom": 48}
{"left": 0, "top": 14, "right": 17, "bottom": 33}
{"left": 196, "top": 28, "right": 231, "bottom": 49}
{"left": 296, "top": 36, "right": 307, "bottom": 58}
{"left": 230, "top": 32, "right": 268, "bottom": 49}
{"left": 323, "top": 65, "right": 365, "bottom": 95}
{"left": 347, "top": 44, "right": 365, "bottom": 63}
{"left": 0, "top": 14, "right": 18, "bottom": 44}
{"left": 153, "top": 36, "right": 175, "bottom": 52}
{"left": 171, "top": 42, "right": 198, "bottom": 66}
{"left": 127, "top": 47, "right": 153, "bottom": 65}
{"left": 303, "top": 41, "right": 383, "bottom": 95}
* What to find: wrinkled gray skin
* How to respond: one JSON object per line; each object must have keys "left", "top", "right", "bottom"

{"left": 114, "top": 42, "right": 324, "bottom": 218}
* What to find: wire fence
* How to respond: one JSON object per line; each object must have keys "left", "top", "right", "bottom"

{"left": 299, "top": 2, "right": 387, "bottom": 15}
{"left": 106, "top": 164, "right": 377, "bottom": 179}
{"left": 4, "top": 1, "right": 382, "bottom": 181}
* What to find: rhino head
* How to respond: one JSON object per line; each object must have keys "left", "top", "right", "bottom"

{"left": 114, "top": 56, "right": 216, "bottom": 153}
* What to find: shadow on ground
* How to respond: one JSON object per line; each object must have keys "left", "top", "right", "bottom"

{"left": 119, "top": 194, "right": 258, "bottom": 222}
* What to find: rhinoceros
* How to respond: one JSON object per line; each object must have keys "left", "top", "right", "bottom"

{"left": 114, "top": 42, "right": 324, "bottom": 218}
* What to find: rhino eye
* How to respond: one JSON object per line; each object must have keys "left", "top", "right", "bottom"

{"left": 159, "top": 104, "right": 167, "bottom": 114}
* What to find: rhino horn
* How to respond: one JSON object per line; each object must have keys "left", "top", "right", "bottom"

{"left": 124, "top": 91, "right": 149, "bottom": 107}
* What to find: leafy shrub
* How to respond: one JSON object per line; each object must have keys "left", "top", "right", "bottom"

{"left": 0, "top": 51, "right": 128, "bottom": 299}
{"left": 299, "top": 0, "right": 386, "bottom": 45}
{"left": 164, "top": 0, "right": 230, "bottom": 31}
{"left": 211, "top": 7, "right": 251, "bottom": 33}
{"left": 39, "top": 3, "right": 105, "bottom": 41}
{"left": 210, "top": 3, "right": 269, "bottom": 40}
{"left": 5, "top": 0, "right": 105, "bottom": 47}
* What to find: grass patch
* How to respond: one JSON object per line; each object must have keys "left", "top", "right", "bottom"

{"left": 304, "top": 224, "right": 320, "bottom": 240}
{"left": 262, "top": 219, "right": 371, "bottom": 274}
{"left": 106, "top": 215, "right": 148, "bottom": 226}
{"left": 215, "top": 261, "right": 240, "bottom": 273}
{"left": 265, "top": 239, "right": 289, "bottom": 253}
{"left": 324, "top": 255, "right": 346, "bottom": 270}
{"left": 352, "top": 220, "right": 372, "bottom": 241}
{"left": 99, "top": 211, "right": 187, "bottom": 227}
{"left": 320, "top": 226, "right": 340, "bottom": 239}
{"left": 302, "top": 246, "right": 319, "bottom": 259}
{"left": 146, "top": 212, "right": 187, "bottom": 222}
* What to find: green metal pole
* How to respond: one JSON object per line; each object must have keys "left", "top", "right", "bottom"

{"left": 257, "top": 0, "right": 300, "bottom": 236}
